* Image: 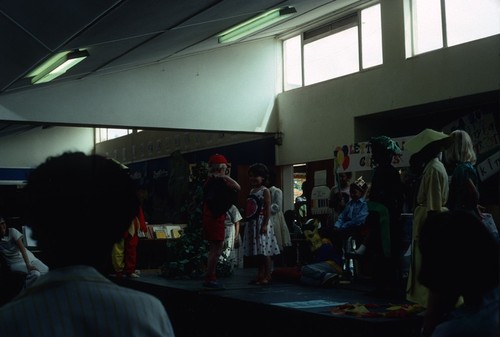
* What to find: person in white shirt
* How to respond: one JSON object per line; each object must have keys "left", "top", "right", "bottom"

{"left": 220, "top": 204, "right": 243, "bottom": 270}
{"left": 0, "top": 152, "right": 175, "bottom": 337}
{"left": 0, "top": 217, "right": 49, "bottom": 288}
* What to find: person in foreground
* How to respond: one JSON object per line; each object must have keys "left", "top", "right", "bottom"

{"left": 0, "top": 152, "right": 175, "bottom": 337}
{"left": 419, "top": 210, "right": 499, "bottom": 337}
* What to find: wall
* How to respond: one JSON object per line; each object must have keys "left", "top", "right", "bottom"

{"left": 95, "top": 129, "right": 274, "bottom": 165}
{"left": 0, "top": 0, "right": 498, "bottom": 213}
{"left": 0, "top": 1, "right": 498, "bottom": 168}
{"left": 124, "top": 137, "right": 276, "bottom": 224}
{"left": 276, "top": 31, "right": 500, "bottom": 165}
{"left": 0, "top": 126, "right": 94, "bottom": 217}
{"left": 0, "top": 126, "right": 94, "bottom": 169}
{"left": 0, "top": 39, "right": 280, "bottom": 134}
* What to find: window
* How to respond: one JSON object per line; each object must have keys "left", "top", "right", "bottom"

{"left": 283, "top": 4, "right": 382, "bottom": 90}
{"left": 95, "top": 128, "right": 140, "bottom": 143}
{"left": 407, "top": 0, "right": 500, "bottom": 57}
{"left": 283, "top": 36, "right": 302, "bottom": 91}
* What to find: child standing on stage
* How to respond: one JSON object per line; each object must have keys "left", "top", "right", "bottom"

{"left": 243, "top": 163, "right": 280, "bottom": 285}
{"left": 202, "top": 154, "right": 240, "bottom": 288}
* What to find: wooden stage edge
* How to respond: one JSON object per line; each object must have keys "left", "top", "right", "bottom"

{"left": 111, "top": 268, "right": 423, "bottom": 337}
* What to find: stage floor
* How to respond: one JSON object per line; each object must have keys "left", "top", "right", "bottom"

{"left": 112, "top": 267, "right": 423, "bottom": 337}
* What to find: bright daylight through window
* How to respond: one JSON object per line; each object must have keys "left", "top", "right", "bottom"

{"left": 407, "top": 0, "right": 500, "bottom": 56}
{"left": 95, "top": 128, "right": 138, "bottom": 143}
{"left": 283, "top": 4, "right": 382, "bottom": 90}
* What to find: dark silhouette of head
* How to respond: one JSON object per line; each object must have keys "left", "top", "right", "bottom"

{"left": 419, "top": 210, "right": 499, "bottom": 303}
{"left": 370, "top": 136, "right": 401, "bottom": 167}
{"left": 24, "top": 152, "right": 139, "bottom": 269}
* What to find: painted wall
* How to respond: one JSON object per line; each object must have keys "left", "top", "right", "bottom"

{"left": 0, "top": 1, "right": 498, "bottom": 170}
{"left": 0, "top": 39, "right": 280, "bottom": 133}
{"left": 0, "top": 0, "right": 497, "bottom": 226}
{"left": 95, "top": 129, "right": 273, "bottom": 165}
{"left": 0, "top": 126, "right": 94, "bottom": 168}
{"left": 275, "top": 0, "right": 500, "bottom": 165}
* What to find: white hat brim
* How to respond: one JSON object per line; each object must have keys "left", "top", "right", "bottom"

{"left": 404, "top": 129, "right": 450, "bottom": 154}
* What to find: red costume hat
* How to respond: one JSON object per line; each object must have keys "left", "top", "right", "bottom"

{"left": 208, "top": 154, "right": 229, "bottom": 165}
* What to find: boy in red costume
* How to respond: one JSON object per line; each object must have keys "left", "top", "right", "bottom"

{"left": 202, "top": 154, "right": 240, "bottom": 288}
{"left": 111, "top": 206, "right": 147, "bottom": 277}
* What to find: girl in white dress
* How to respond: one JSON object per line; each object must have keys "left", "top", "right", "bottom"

{"left": 243, "top": 163, "right": 280, "bottom": 285}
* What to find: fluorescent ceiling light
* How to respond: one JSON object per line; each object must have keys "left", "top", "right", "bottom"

{"left": 30, "top": 49, "right": 89, "bottom": 85}
{"left": 218, "top": 6, "right": 297, "bottom": 44}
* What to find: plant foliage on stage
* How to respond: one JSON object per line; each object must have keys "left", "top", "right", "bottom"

{"left": 160, "top": 160, "right": 236, "bottom": 279}
{"left": 161, "top": 161, "right": 209, "bottom": 279}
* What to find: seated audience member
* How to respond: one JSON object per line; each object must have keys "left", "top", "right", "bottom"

{"left": 333, "top": 177, "right": 369, "bottom": 231}
{"left": 419, "top": 210, "right": 499, "bottom": 337}
{"left": 0, "top": 152, "right": 175, "bottom": 337}
{"left": 0, "top": 244, "right": 32, "bottom": 305}
{"left": 0, "top": 216, "right": 49, "bottom": 288}
{"left": 328, "top": 172, "right": 352, "bottom": 222}
{"left": 327, "top": 187, "right": 350, "bottom": 227}
{"left": 331, "top": 177, "right": 369, "bottom": 256}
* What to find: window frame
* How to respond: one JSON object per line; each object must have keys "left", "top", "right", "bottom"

{"left": 282, "top": 2, "right": 382, "bottom": 90}
{"left": 406, "top": 0, "right": 500, "bottom": 57}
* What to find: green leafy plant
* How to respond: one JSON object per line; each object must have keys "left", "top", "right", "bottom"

{"left": 160, "top": 160, "right": 234, "bottom": 279}
{"left": 162, "top": 227, "right": 208, "bottom": 279}
{"left": 216, "top": 244, "right": 235, "bottom": 277}
{"left": 161, "top": 161, "right": 209, "bottom": 279}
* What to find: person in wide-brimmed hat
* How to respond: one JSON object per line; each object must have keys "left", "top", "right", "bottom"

{"left": 405, "top": 129, "right": 453, "bottom": 307}
{"left": 405, "top": 129, "right": 454, "bottom": 176}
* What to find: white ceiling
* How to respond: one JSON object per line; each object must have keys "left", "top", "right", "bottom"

{"left": 0, "top": 0, "right": 357, "bottom": 96}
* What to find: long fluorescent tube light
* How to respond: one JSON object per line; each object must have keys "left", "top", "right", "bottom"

{"left": 31, "top": 49, "right": 89, "bottom": 85}
{"left": 218, "top": 6, "right": 297, "bottom": 44}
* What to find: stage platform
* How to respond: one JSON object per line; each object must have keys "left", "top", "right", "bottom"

{"left": 112, "top": 268, "right": 423, "bottom": 337}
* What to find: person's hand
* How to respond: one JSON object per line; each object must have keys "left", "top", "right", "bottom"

{"left": 260, "top": 225, "right": 267, "bottom": 234}
{"left": 234, "top": 237, "right": 240, "bottom": 248}
{"left": 27, "top": 264, "right": 38, "bottom": 272}
{"left": 477, "top": 204, "right": 486, "bottom": 216}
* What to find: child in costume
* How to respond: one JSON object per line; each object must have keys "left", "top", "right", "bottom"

{"left": 111, "top": 206, "right": 147, "bottom": 277}
{"left": 300, "top": 220, "right": 343, "bottom": 287}
{"left": 202, "top": 154, "right": 240, "bottom": 288}
{"left": 404, "top": 129, "right": 453, "bottom": 307}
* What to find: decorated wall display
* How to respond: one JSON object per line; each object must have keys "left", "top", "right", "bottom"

{"left": 477, "top": 150, "right": 500, "bottom": 182}
{"left": 334, "top": 136, "right": 411, "bottom": 173}
{"left": 126, "top": 137, "right": 276, "bottom": 224}
{"left": 442, "top": 109, "right": 499, "bottom": 157}
{"left": 442, "top": 109, "right": 500, "bottom": 181}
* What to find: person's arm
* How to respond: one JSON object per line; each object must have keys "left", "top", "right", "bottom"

{"left": 273, "top": 188, "right": 283, "bottom": 213}
{"left": 234, "top": 220, "right": 240, "bottom": 248}
{"left": 348, "top": 201, "right": 369, "bottom": 228}
{"left": 261, "top": 188, "right": 271, "bottom": 234}
{"left": 223, "top": 176, "right": 241, "bottom": 191}
{"left": 232, "top": 205, "right": 242, "bottom": 247}
{"left": 15, "top": 237, "right": 37, "bottom": 272}
{"left": 334, "top": 206, "right": 348, "bottom": 229}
